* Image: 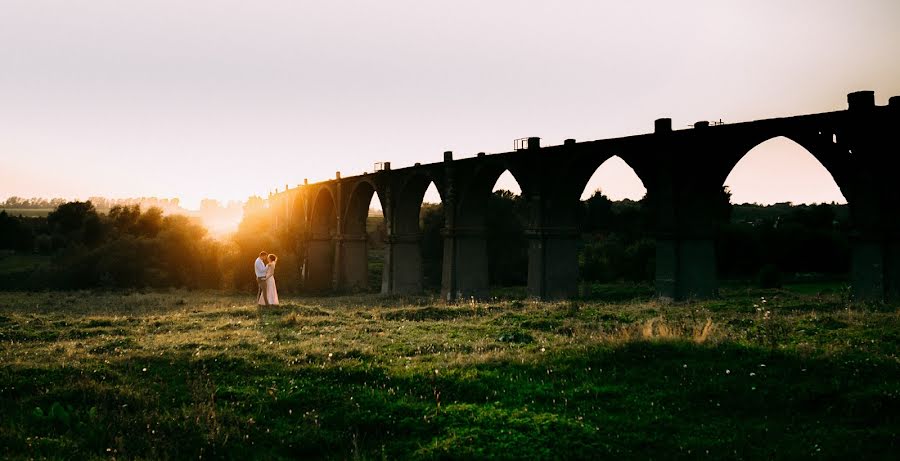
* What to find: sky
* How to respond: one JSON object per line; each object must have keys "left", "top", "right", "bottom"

{"left": 2, "top": 1, "right": 899, "bottom": 209}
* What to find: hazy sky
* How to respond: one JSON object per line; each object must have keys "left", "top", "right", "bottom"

{"left": 2, "top": 1, "right": 899, "bottom": 208}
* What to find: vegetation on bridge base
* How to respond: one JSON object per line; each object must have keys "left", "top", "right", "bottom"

{"left": 0, "top": 287, "right": 897, "bottom": 459}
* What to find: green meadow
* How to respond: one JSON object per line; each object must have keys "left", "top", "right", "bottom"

{"left": 0, "top": 287, "right": 897, "bottom": 459}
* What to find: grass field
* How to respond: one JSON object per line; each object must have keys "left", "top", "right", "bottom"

{"left": 0, "top": 287, "right": 898, "bottom": 459}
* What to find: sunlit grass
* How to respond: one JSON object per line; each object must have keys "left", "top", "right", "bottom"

{"left": 0, "top": 288, "right": 897, "bottom": 459}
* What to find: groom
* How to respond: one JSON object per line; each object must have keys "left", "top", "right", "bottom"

{"left": 255, "top": 251, "right": 269, "bottom": 306}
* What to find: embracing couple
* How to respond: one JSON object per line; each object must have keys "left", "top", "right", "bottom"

{"left": 255, "top": 251, "right": 279, "bottom": 306}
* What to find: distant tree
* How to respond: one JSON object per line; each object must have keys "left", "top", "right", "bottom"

{"left": 714, "top": 186, "right": 733, "bottom": 224}
{"left": 0, "top": 211, "right": 34, "bottom": 251}
{"left": 109, "top": 205, "right": 141, "bottom": 234}
{"left": 580, "top": 190, "right": 613, "bottom": 233}
{"left": 46, "top": 201, "right": 104, "bottom": 246}
{"left": 136, "top": 207, "right": 164, "bottom": 237}
{"left": 48, "top": 201, "right": 97, "bottom": 235}
{"left": 3, "top": 196, "right": 24, "bottom": 207}
{"left": 244, "top": 196, "right": 266, "bottom": 215}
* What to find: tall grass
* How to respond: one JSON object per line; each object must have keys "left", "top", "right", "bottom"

{"left": 0, "top": 287, "right": 897, "bottom": 459}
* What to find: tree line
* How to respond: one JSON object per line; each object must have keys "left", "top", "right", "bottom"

{"left": 2, "top": 196, "right": 183, "bottom": 211}
{"left": 0, "top": 190, "right": 850, "bottom": 292}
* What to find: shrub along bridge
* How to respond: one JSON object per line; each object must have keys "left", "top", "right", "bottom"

{"left": 269, "top": 91, "right": 899, "bottom": 302}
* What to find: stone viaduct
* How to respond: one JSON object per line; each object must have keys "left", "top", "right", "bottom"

{"left": 269, "top": 91, "right": 899, "bottom": 302}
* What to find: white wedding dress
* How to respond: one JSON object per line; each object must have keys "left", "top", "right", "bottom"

{"left": 258, "top": 262, "right": 279, "bottom": 305}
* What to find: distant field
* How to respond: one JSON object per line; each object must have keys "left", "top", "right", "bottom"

{"left": 0, "top": 208, "right": 52, "bottom": 218}
{"left": 0, "top": 287, "right": 897, "bottom": 459}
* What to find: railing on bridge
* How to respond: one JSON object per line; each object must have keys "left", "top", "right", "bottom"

{"left": 513, "top": 137, "right": 541, "bottom": 151}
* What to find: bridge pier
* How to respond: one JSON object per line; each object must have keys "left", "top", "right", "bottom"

{"left": 890, "top": 238, "right": 900, "bottom": 302}
{"left": 651, "top": 159, "right": 720, "bottom": 301}
{"left": 843, "top": 91, "right": 900, "bottom": 302}
{"left": 383, "top": 233, "right": 423, "bottom": 294}
{"left": 441, "top": 227, "right": 489, "bottom": 301}
{"left": 337, "top": 234, "right": 369, "bottom": 292}
{"left": 526, "top": 227, "right": 579, "bottom": 299}
{"left": 849, "top": 207, "right": 900, "bottom": 302}
{"left": 305, "top": 235, "right": 335, "bottom": 292}
{"left": 851, "top": 237, "right": 885, "bottom": 301}
{"left": 849, "top": 225, "right": 900, "bottom": 302}
{"left": 655, "top": 234, "right": 718, "bottom": 301}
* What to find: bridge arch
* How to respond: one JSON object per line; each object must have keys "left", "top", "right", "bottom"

{"left": 384, "top": 171, "right": 446, "bottom": 294}
{"left": 712, "top": 131, "right": 853, "bottom": 196}
{"left": 723, "top": 136, "right": 847, "bottom": 205}
{"left": 716, "top": 135, "right": 851, "bottom": 287}
{"left": 339, "top": 179, "right": 387, "bottom": 292}
{"left": 306, "top": 186, "right": 337, "bottom": 292}
{"left": 541, "top": 150, "right": 653, "bottom": 230}
{"left": 456, "top": 162, "right": 530, "bottom": 228}
{"left": 578, "top": 155, "right": 648, "bottom": 202}
{"left": 309, "top": 187, "right": 337, "bottom": 235}
{"left": 343, "top": 179, "right": 384, "bottom": 236}
{"left": 394, "top": 172, "right": 444, "bottom": 236}
{"left": 486, "top": 170, "right": 529, "bottom": 290}
{"left": 291, "top": 191, "right": 308, "bottom": 231}
{"left": 575, "top": 155, "right": 653, "bottom": 288}
{"left": 566, "top": 151, "right": 651, "bottom": 202}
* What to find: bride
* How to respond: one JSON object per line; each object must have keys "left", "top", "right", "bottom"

{"left": 258, "top": 254, "right": 279, "bottom": 305}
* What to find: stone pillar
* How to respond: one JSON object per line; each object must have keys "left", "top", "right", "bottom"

{"left": 676, "top": 237, "right": 717, "bottom": 299}
{"left": 888, "top": 236, "right": 900, "bottom": 302}
{"left": 655, "top": 235, "right": 717, "bottom": 300}
{"left": 849, "top": 207, "right": 900, "bottom": 302}
{"left": 331, "top": 180, "right": 343, "bottom": 290}
{"left": 844, "top": 90, "right": 900, "bottom": 302}
{"left": 442, "top": 227, "right": 489, "bottom": 300}
{"left": 652, "top": 142, "right": 718, "bottom": 301}
{"left": 378, "top": 188, "right": 393, "bottom": 295}
{"left": 440, "top": 227, "right": 457, "bottom": 301}
{"left": 440, "top": 231, "right": 456, "bottom": 300}
{"left": 654, "top": 233, "right": 678, "bottom": 300}
{"left": 439, "top": 151, "right": 462, "bottom": 301}
{"left": 526, "top": 227, "right": 579, "bottom": 299}
{"left": 384, "top": 233, "right": 423, "bottom": 294}
{"left": 337, "top": 234, "right": 369, "bottom": 292}
{"left": 306, "top": 235, "right": 334, "bottom": 292}
{"left": 851, "top": 234, "right": 885, "bottom": 301}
